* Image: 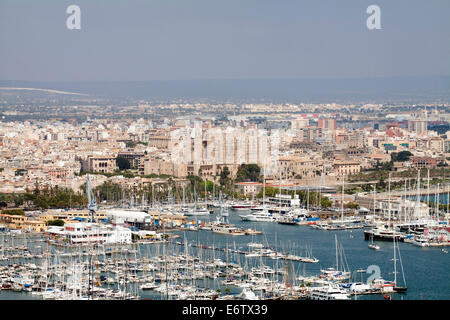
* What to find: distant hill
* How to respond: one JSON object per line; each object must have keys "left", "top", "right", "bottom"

{"left": 1, "top": 76, "right": 449, "bottom": 104}
{"left": 0, "top": 87, "right": 88, "bottom": 96}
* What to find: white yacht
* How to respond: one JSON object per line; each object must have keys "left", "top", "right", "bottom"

{"left": 247, "top": 242, "right": 264, "bottom": 248}
{"left": 371, "top": 278, "right": 395, "bottom": 293}
{"left": 212, "top": 195, "right": 246, "bottom": 235}
{"left": 212, "top": 224, "right": 246, "bottom": 236}
{"left": 288, "top": 207, "right": 309, "bottom": 217}
{"left": 409, "top": 235, "right": 430, "bottom": 247}
{"left": 349, "top": 282, "right": 372, "bottom": 294}
{"left": 364, "top": 226, "right": 404, "bottom": 242}
{"left": 240, "top": 210, "right": 276, "bottom": 222}
{"left": 182, "top": 207, "right": 211, "bottom": 216}
{"left": 307, "top": 285, "right": 350, "bottom": 300}
{"left": 245, "top": 251, "right": 262, "bottom": 258}
{"left": 232, "top": 203, "right": 256, "bottom": 211}
{"left": 250, "top": 205, "right": 268, "bottom": 212}
{"left": 237, "top": 288, "right": 258, "bottom": 300}
{"left": 139, "top": 282, "right": 158, "bottom": 290}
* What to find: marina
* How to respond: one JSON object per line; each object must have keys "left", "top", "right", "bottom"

{"left": 1, "top": 205, "right": 449, "bottom": 300}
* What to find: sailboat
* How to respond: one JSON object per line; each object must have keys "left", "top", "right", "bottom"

{"left": 183, "top": 185, "right": 210, "bottom": 216}
{"left": 212, "top": 192, "right": 246, "bottom": 236}
{"left": 368, "top": 184, "right": 381, "bottom": 250}
{"left": 315, "top": 175, "right": 362, "bottom": 230}
{"left": 319, "top": 235, "right": 351, "bottom": 282}
{"left": 393, "top": 235, "right": 407, "bottom": 293}
{"left": 364, "top": 173, "right": 404, "bottom": 241}
{"left": 239, "top": 159, "right": 275, "bottom": 222}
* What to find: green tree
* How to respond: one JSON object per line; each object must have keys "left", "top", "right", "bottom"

{"left": 346, "top": 202, "right": 359, "bottom": 210}
{"left": 219, "top": 166, "right": 231, "bottom": 187}
{"left": 47, "top": 219, "right": 65, "bottom": 226}
{"left": 320, "top": 198, "right": 333, "bottom": 208}
{"left": 187, "top": 175, "right": 203, "bottom": 199}
{"left": 235, "top": 164, "right": 261, "bottom": 182}
{"left": 381, "top": 161, "right": 393, "bottom": 171}
{"left": 1, "top": 209, "right": 25, "bottom": 215}
{"left": 34, "top": 195, "right": 49, "bottom": 209}
{"left": 126, "top": 141, "right": 137, "bottom": 148}
{"left": 378, "top": 177, "right": 386, "bottom": 190}
{"left": 391, "top": 151, "right": 413, "bottom": 162}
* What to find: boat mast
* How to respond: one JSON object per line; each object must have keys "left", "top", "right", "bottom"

{"left": 152, "top": 184, "right": 155, "bottom": 208}
{"left": 335, "top": 234, "right": 338, "bottom": 271}
{"left": 388, "top": 172, "right": 391, "bottom": 228}
{"left": 307, "top": 187, "right": 309, "bottom": 211}
{"left": 341, "top": 174, "right": 344, "bottom": 222}
{"left": 447, "top": 178, "right": 449, "bottom": 218}
{"left": 372, "top": 184, "right": 376, "bottom": 243}
{"left": 398, "top": 238, "right": 407, "bottom": 288}
{"left": 194, "top": 184, "right": 197, "bottom": 210}
{"left": 279, "top": 169, "right": 282, "bottom": 211}
{"left": 403, "top": 179, "right": 407, "bottom": 223}
{"left": 263, "top": 158, "right": 266, "bottom": 208}
{"left": 435, "top": 183, "right": 439, "bottom": 220}
{"left": 393, "top": 233, "right": 397, "bottom": 286}
{"left": 416, "top": 170, "right": 421, "bottom": 220}
{"left": 427, "top": 169, "right": 430, "bottom": 211}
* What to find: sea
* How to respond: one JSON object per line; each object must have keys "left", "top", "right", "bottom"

{"left": 1, "top": 208, "right": 449, "bottom": 300}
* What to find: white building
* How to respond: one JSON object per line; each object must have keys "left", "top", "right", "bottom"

{"left": 266, "top": 194, "right": 300, "bottom": 207}
{"left": 376, "top": 199, "right": 429, "bottom": 221}
{"left": 46, "top": 222, "right": 132, "bottom": 245}
{"left": 170, "top": 124, "right": 280, "bottom": 174}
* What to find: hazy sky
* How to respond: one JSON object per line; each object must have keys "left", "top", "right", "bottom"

{"left": 1, "top": 0, "right": 449, "bottom": 81}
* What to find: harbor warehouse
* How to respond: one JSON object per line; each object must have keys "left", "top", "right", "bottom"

{"left": 106, "top": 209, "right": 152, "bottom": 229}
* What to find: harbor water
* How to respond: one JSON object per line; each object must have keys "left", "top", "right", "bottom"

{"left": 1, "top": 208, "right": 449, "bottom": 300}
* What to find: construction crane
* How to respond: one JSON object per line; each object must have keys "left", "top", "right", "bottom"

{"left": 86, "top": 174, "right": 97, "bottom": 223}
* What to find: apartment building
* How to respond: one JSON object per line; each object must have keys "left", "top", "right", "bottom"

{"left": 117, "top": 151, "right": 146, "bottom": 170}
{"left": 318, "top": 118, "right": 336, "bottom": 130}
{"left": 235, "top": 182, "right": 262, "bottom": 196}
